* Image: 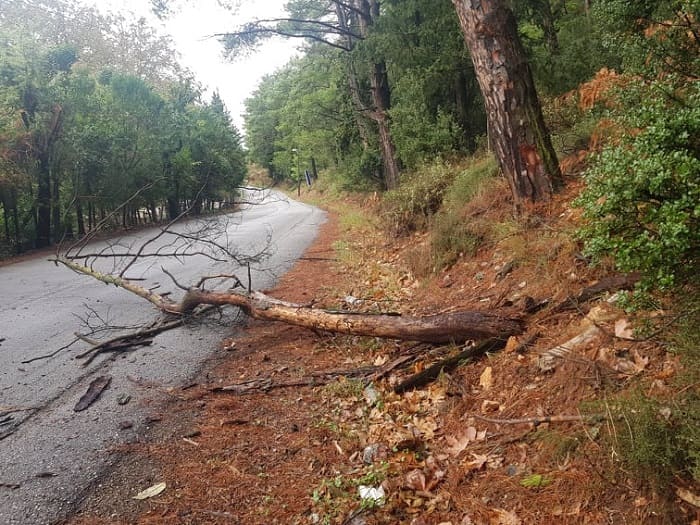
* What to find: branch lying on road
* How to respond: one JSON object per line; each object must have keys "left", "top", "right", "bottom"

{"left": 54, "top": 257, "right": 524, "bottom": 345}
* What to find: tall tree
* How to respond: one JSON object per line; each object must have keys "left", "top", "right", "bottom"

{"left": 452, "top": 0, "right": 562, "bottom": 206}
{"left": 221, "top": 0, "right": 402, "bottom": 189}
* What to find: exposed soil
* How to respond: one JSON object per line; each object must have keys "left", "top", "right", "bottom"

{"left": 65, "top": 188, "right": 698, "bottom": 525}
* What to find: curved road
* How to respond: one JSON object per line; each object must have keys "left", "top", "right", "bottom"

{"left": 0, "top": 190, "right": 325, "bottom": 524}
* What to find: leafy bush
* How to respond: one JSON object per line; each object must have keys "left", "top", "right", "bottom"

{"left": 382, "top": 160, "right": 457, "bottom": 234}
{"left": 430, "top": 211, "right": 483, "bottom": 269}
{"left": 390, "top": 76, "right": 465, "bottom": 169}
{"left": 592, "top": 0, "right": 700, "bottom": 81}
{"left": 429, "top": 156, "right": 497, "bottom": 268}
{"left": 576, "top": 79, "right": 700, "bottom": 290}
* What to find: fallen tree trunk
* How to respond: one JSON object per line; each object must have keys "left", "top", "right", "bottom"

{"left": 55, "top": 258, "right": 524, "bottom": 344}
{"left": 182, "top": 289, "right": 523, "bottom": 343}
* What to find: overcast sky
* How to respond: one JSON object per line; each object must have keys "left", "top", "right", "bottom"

{"left": 85, "top": 0, "right": 299, "bottom": 132}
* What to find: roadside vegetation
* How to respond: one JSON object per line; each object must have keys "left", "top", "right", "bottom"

{"left": 241, "top": 0, "right": 699, "bottom": 522}
{"left": 2, "top": 0, "right": 698, "bottom": 522}
{"left": 0, "top": 1, "right": 246, "bottom": 255}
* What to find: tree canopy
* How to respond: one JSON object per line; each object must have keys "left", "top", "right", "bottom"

{"left": 0, "top": 0, "right": 246, "bottom": 253}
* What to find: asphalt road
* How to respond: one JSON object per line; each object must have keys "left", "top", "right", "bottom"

{"left": 0, "top": 190, "right": 325, "bottom": 524}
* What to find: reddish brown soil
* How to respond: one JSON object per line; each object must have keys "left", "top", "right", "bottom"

{"left": 66, "top": 189, "right": 697, "bottom": 525}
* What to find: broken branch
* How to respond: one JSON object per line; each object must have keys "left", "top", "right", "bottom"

{"left": 473, "top": 413, "right": 604, "bottom": 426}
{"left": 54, "top": 257, "right": 524, "bottom": 345}
{"left": 394, "top": 338, "right": 507, "bottom": 393}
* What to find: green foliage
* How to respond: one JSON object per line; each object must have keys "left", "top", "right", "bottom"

{"left": 440, "top": 155, "right": 497, "bottom": 210}
{"left": 592, "top": 0, "right": 700, "bottom": 80}
{"left": 382, "top": 160, "right": 457, "bottom": 234}
{"left": 390, "top": 74, "right": 464, "bottom": 168}
{"left": 520, "top": 473, "right": 552, "bottom": 489}
{"left": 576, "top": 79, "right": 700, "bottom": 290}
{"left": 0, "top": 2, "right": 246, "bottom": 252}
{"left": 310, "top": 463, "right": 389, "bottom": 522}
{"left": 610, "top": 389, "right": 700, "bottom": 487}
{"left": 242, "top": 0, "right": 485, "bottom": 189}
{"left": 517, "top": 1, "right": 620, "bottom": 95}
{"left": 429, "top": 156, "right": 497, "bottom": 269}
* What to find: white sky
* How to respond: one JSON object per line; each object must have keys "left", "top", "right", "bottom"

{"left": 86, "top": 0, "right": 299, "bottom": 132}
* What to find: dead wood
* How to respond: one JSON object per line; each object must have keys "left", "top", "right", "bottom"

{"left": 473, "top": 413, "right": 604, "bottom": 426}
{"left": 551, "top": 273, "right": 640, "bottom": 313}
{"left": 73, "top": 306, "right": 219, "bottom": 365}
{"left": 74, "top": 375, "right": 112, "bottom": 411}
{"left": 213, "top": 364, "right": 384, "bottom": 394}
{"left": 55, "top": 257, "right": 524, "bottom": 344}
{"left": 212, "top": 377, "right": 327, "bottom": 394}
{"left": 394, "top": 338, "right": 507, "bottom": 393}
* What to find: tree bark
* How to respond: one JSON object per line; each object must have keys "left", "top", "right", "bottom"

{"left": 334, "top": 0, "right": 401, "bottom": 190}
{"left": 55, "top": 258, "right": 524, "bottom": 344}
{"left": 187, "top": 289, "right": 523, "bottom": 343}
{"left": 452, "top": 0, "right": 562, "bottom": 206}
{"left": 354, "top": 0, "right": 401, "bottom": 190}
{"left": 370, "top": 61, "right": 401, "bottom": 190}
{"left": 34, "top": 103, "right": 63, "bottom": 248}
{"left": 51, "top": 161, "right": 61, "bottom": 241}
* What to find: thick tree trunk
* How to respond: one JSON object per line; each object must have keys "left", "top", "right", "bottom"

{"left": 184, "top": 289, "right": 522, "bottom": 343}
{"left": 339, "top": 0, "right": 401, "bottom": 190}
{"left": 452, "top": 0, "right": 562, "bottom": 206}
{"left": 56, "top": 258, "right": 524, "bottom": 344}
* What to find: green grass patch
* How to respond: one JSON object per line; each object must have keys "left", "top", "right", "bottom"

{"left": 599, "top": 296, "right": 700, "bottom": 489}
{"left": 428, "top": 155, "right": 498, "bottom": 270}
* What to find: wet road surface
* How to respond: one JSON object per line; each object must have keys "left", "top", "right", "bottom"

{"left": 0, "top": 190, "right": 325, "bottom": 524}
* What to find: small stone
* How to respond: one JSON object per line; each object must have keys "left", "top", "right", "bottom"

{"left": 479, "top": 367, "right": 493, "bottom": 390}
{"left": 117, "top": 394, "right": 131, "bottom": 406}
{"left": 474, "top": 272, "right": 485, "bottom": 282}
{"left": 363, "top": 384, "right": 379, "bottom": 406}
{"left": 504, "top": 336, "right": 520, "bottom": 353}
{"left": 439, "top": 275, "right": 453, "bottom": 288}
{"left": 506, "top": 464, "right": 518, "bottom": 476}
{"left": 183, "top": 429, "right": 201, "bottom": 438}
{"left": 118, "top": 420, "right": 133, "bottom": 430}
{"left": 496, "top": 260, "right": 515, "bottom": 280}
